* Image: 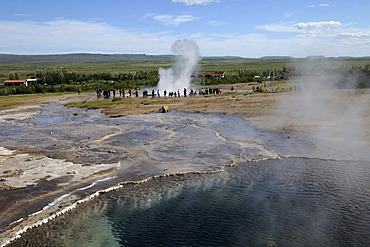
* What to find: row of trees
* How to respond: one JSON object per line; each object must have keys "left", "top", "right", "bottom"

{"left": 0, "top": 67, "right": 161, "bottom": 95}
{"left": 0, "top": 84, "right": 85, "bottom": 96}
{"left": 279, "top": 64, "right": 370, "bottom": 88}
{"left": 34, "top": 67, "right": 159, "bottom": 85}
{"left": 1, "top": 64, "right": 370, "bottom": 96}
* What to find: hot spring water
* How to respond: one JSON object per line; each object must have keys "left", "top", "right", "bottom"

{"left": 10, "top": 158, "right": 370, "bottom": 246}
{"left": 2, "top": 102, "right": 370, "bottom": 246}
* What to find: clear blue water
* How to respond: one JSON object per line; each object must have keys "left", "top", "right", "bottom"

{"left": 13, "top": 157, "right": 370, "bottom": 247}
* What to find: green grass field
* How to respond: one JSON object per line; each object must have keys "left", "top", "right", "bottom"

{"left": 0, "top": 61, "right": 172, "bottom": 76}
{"left": 2, "top": 57, "right": 370, "bottom": 79}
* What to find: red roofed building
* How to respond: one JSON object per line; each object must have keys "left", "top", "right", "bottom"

{"left": 4, "top": 80, "right": 27, "bottom": 86}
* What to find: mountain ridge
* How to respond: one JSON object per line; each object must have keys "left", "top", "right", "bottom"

{"left": 0, "top": 53, "right": 369, "bottom": 64}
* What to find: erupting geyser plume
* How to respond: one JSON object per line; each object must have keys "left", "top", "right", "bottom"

{"left": 157, "top": 39, "right": 201, "bottom": 93}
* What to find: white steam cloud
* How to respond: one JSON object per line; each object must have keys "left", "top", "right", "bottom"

{"left": 157, "top": 39, "right": 201, "bottom": 93}
{"left": 276, "top": 62, "right": 370, "bottom": 161}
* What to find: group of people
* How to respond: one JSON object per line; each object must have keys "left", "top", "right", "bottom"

{"left": 198, "top": 87, "right": 222, "bottom": 95}
{"left": 96, "top": 88, "right": 139, "bottom": 98}
{"left": 96, "top": 86, "right": 223, "bottom": 99}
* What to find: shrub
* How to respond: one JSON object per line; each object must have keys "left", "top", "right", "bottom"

{"left": 112, "top": 97, "right": 122, "bottom": 102}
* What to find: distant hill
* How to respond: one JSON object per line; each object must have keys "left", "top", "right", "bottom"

{"left": 0, "top": 53, "right": 369, "bottom": 64}
{"left": 260, "top": 56, "right": 294, "bottom": 60}
{"left": 0, "top": 53, "right": 176, "bottom": 64}
{"left": 202, "top": 56, "right": 245, "bottom": 60}
{"left": 0, "top": 53, "right": 248, "bottom": 64}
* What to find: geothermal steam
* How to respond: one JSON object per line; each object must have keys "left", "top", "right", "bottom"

{"left": 276, "top": 62, "right": 369, "bottom": 160}
{"left": 157, "top": 39, "right": 201, "bottom": 93}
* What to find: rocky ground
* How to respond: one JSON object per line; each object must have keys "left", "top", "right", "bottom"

{"left": 0, "top": 84, "right": 370, "bottom": 245}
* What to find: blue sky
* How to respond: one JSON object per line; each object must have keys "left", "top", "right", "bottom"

{"left": 1, "top": 0, "right": 370, "bottom": 57}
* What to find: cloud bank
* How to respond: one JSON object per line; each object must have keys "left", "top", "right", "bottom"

{"left": 294, "top": 21, "right": 342, "bottom": 30}
{"left": 0, "top": 19, "right": 370, "bottom": 57}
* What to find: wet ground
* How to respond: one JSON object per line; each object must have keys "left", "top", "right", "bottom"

{"left": 0, "top": 102, "right": 283, "bottom": 244}
{"left": 1, "top": 100, "right": 370, "bottom": 246}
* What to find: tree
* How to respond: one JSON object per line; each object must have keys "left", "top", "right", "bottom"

{"left": 8, "top": 72, "right": 19, "bottom": 80}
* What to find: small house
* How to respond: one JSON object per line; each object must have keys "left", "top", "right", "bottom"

{"left": 26, "top": 78, "right": 38, "bottom": 86}
{"left": 4, "top": 80, "right": 27, "bottom": 86}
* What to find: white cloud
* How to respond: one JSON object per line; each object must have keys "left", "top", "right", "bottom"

{"left": 14, "top": 13, "right": 31, "bottom": 17}
{"left": 294, "top": 21, "right": 342, "bottom": 37}
{"left": 172, "top": 0, "right": 221, "bottom": 6}
{"left": 294, "top": 21, "right": 342, "bottom": 30}
{"left": 256, "top": 23, "right": 298, "bottom": 33}
{"left": 152, "top": 14, "right": 199, "bottom": 26}
{"left": 308, "top": 3, "right": 330, "bottom": 8}
{"left": 257, "top": 21, "right": 344, "bottom": 35}
{"left": 0, "top": 19, "right": 369, "bottom": 58}
{"left": 339, "top": 32, "right": 370, "bottom": 38}
{"left": 195, "top": 32, "right": 370, "bottom": 58}
{"left": 0, "top": 19, "right": 175, "bottom": 54}
{"left": 207, "top": 20, "right": 224, "bottom": 26}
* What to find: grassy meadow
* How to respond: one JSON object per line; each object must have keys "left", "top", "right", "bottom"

{"left": 1, "top": 54, "right": 370, "bottom": 109}
{"left": 0, "top": 59, "right": 288, "bottom": 76}
{"left": 0, "top": 92, "right": 67, "bottom": 110}
{"left": 2, "top": 56, "right": 370, "bottom": 77}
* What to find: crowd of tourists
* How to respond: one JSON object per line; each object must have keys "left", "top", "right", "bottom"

{"left": 96, "top": 87, "right": 223, "bottom": 99}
